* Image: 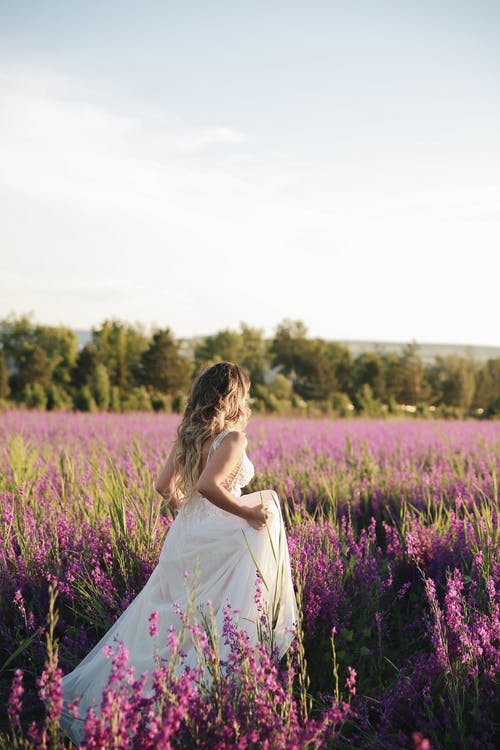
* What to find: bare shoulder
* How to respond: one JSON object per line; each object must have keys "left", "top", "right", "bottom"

{"left": 225, "top": 430, "right": 248, "bottom": 449}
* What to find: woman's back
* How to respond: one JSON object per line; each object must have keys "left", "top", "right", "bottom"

{"left": 60, "top": 362, "right": 297, "bottom": 746}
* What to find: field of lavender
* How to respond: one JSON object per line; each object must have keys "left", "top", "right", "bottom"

{"left": 0, "top": 411, "right": 499, "bottom": 749}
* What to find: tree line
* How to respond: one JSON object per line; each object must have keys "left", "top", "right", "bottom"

{"left": 1, "top": 314, "right": 500, "bottom": 419}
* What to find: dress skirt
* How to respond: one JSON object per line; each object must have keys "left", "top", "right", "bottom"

{"left": 59, "top": 489, "right": 298, "bottom": 745}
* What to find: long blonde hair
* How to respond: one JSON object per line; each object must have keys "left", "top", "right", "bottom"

{"left": 173, "top": 361, "right": 251, "bottom": 504}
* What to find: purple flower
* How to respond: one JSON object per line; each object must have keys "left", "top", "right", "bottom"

{"left": 345, "top": 666, "right": 357, "bottom": 696}
{"left": 7, "top": 668, "right": 24, "bottom": 729}
{"left": 148, "top": 609, "right": 158, "bottom": 638}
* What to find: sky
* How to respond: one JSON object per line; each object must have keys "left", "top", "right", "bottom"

{"left": 0, "top": 0, "right": 499, "bottom": 346}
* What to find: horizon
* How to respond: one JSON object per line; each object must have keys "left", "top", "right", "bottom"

{"left": 71, "top": 323, "right": 500, "bottom": 356}
{"left": 1, "top": 1, "right": 499, "bottom": 347}
{"left": 4, "top": 312, "right": 500, "bottom": 352}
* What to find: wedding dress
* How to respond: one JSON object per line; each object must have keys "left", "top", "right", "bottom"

{"left": 59, "top": 428, "right": 298, "bottom": 745}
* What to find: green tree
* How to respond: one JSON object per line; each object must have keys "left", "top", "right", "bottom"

{"left": 330, "top": 391, "right": 353, "bottom": 417}
{"left": 91, "top": 364, "right": 111, "bottom": 410}
{"left": 126, "top": 324, "right": 151, "bottom": 388}
{"left": 239, "top": 323, "right": 269, "bottom": 384}
{"left": 71, "top": 343, "right": 98, "bottom": 390}
{"left": 0, "top": 314, "right": 35, "bottom": 369}
{"left": 269, "top": 374, "right": 293, "bottom": 400}
{"left": 427, "top": 354, "right": 477, "bottom": 410}
{"left": 150, "top": 391, "right": 172, "bottom": 412}
{"left": 47, "top": 384, "right": 73, "bottom": 411}
{"left": 383, "top": 351, "right": 407, "bottom": 403}
{"left": 138, "top": 328, "right": 191, "bottom": 394}
{"left": 124, "top": 386, "right": 153, "bottom": 411}
{"left": 35, "top": 325, "right": 78, "bottom": 388}
{"left": 0, "top": 315, "right": 77, "bottom": 402}
{"left": 115, "top": 324, "right": 128, "bottom": 392}
{"left": 398, "top": 340, "right": 432, "bottom": 405}
{"left": 92, "top": 319, "right": 149, "bottom": 394}
{"left": 0, "top": 350, "right": 10, "bottom": 399}
{"left": 353, "top": 383, "right": 385, "bottom": 417}
{"left": 0, "top": 313, "right": 38, "bottom": 400}
{"left": 485, "top": 395, "right": 500, "bottom": 417}
{"left": 310, "top": 340, "right": 343, "bottom": 400}
{"left": 270, "top": 321, "right": 352, "bottom": 401}
{"left": 472, "top": 358, "right": 500, "bottom": 410}
{"left": 16, "top": 345, "right": 52, "bottom": 394}
{"left": 110, "top": 385, "right": 122, "bottom": 412}
{"left": 353, "top": 352, "right": 386, "bottom": 402}
{"left": 269, "top": 319, "right": 310, "bottom": 380}
{"left": 194, "top": 322, "right": 269, "bottom": 385}
{"left": 24, "top": 382, "right": 48, "bottom": 410}
{"left": 252, "top": 384, "right": 281, "bottom": 413}
{"left": 74, "top": 385, "right": 97, "bottom": 412}
{"left": 194, "top": 328, "right": 243, "bottom": 368}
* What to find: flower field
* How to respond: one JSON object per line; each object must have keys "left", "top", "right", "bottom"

{"left": 0, "top": 411, "right": 499, "bottom": 749}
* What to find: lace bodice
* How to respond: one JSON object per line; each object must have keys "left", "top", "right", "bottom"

{"left": 207, "top": 428, "right": 255, "bottom": 495}
{"left": 179, "top": 428, "right": 255, "bottom": 520}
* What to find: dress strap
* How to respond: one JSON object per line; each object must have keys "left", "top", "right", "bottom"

{"left": 208, "top": 428, "right": 233, "bottom": 459}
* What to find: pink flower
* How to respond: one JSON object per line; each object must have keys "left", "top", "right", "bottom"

{"left": 345, "top": 666, "right": 357, "bottom": 696}
{"left": 37, "top": 661, "right": 63, "bottom": 723}
{"left": 167, "top": 624, "right": 178, "bottom": 652}
{"left": 7, "top": 668, "right": 24, "bottom": 728}
{"left": 13, "top": 589, "right": 26, "bottom": 621}
{"left": 412, "top": 730, "right": 432, "bottom": 750}
{"left": 149, "top": 609, "right": 158, "bottom": 638}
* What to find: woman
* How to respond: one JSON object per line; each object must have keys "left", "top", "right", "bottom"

{"left": 60, "top": 361, "right": 298, "bottom": 745}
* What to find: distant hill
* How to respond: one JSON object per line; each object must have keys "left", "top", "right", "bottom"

{"left": 335, "top": 339, "right": 500, "bottom": 365}
{"left": 74, "top": 330, "right": 93, "bottom": 350}
{"left": 74, "top": 329, "right": 500, "bottom": 364}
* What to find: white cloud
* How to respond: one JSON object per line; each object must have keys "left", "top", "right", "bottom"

{"left": 179, "top": 126, "right": 249, "bottom": 151}
{"left": 0, "top": 62, "right": 499, "bottom": 345}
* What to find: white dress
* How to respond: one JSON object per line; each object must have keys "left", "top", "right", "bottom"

{"left": 60, "top": 428, "right": 298, "bottom": 745}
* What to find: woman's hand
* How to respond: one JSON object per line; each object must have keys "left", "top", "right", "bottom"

{"left": 245, "top": 503, "right": 271, "bottom": 531}
{"left": 155, "top": 441, "right": 182, "bottom": 505}
{"left": 158, "top": 489, "right": 182, "bottom": 511}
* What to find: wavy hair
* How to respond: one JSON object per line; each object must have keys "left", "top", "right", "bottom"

{"left": 173, "top": 361, "right": 251, "bottom": 505}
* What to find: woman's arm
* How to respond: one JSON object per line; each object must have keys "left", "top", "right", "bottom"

{"left": 196, "top": 432, "right": 268, "bottom": 529}
{"left": 155, "top": 442, "right": 183, "bottom": 510}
